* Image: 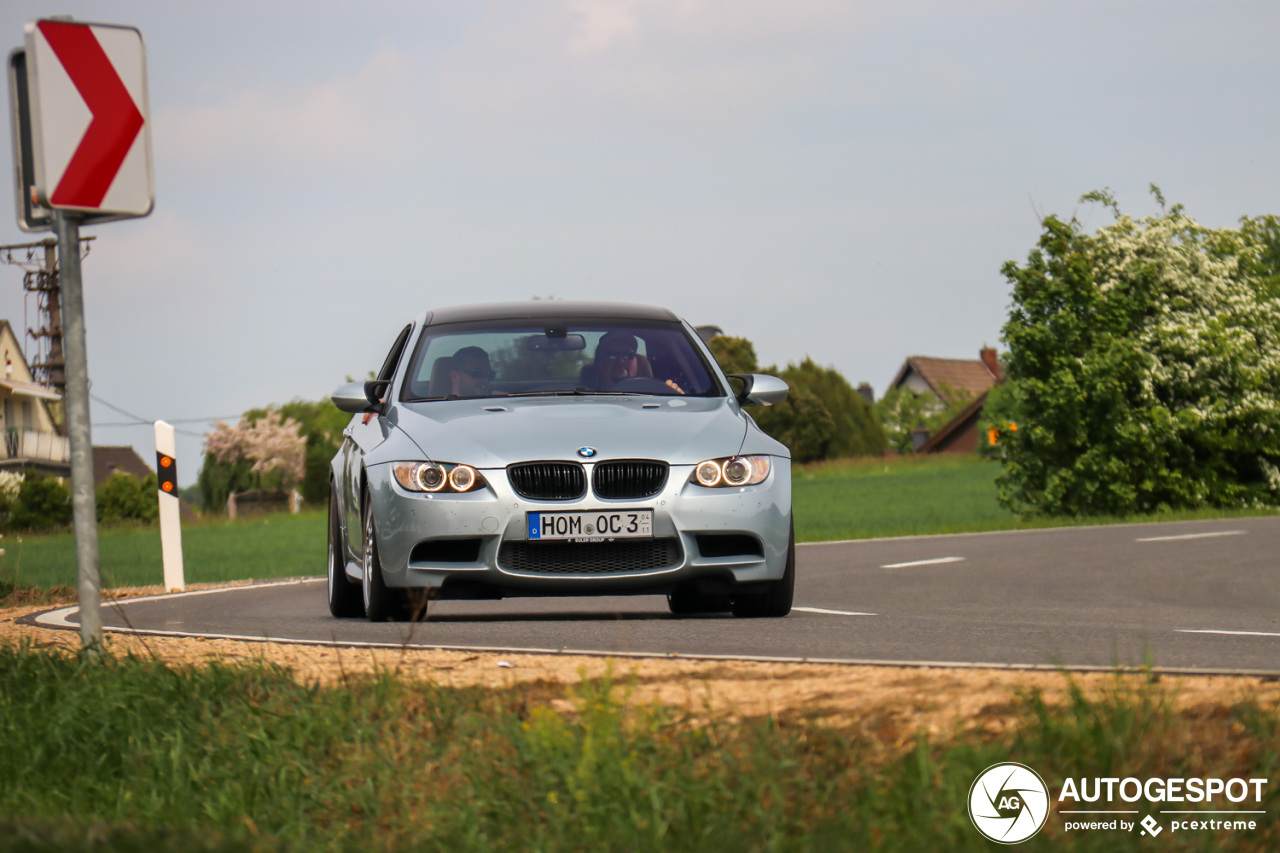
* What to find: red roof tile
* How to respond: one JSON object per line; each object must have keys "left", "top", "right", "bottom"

{"left": 890, "top": 356, "right": 998, "bottom": 398}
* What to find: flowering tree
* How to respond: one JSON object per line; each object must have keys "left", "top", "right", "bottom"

{"left": 204, "top": 409, "right": 306, "bottom": 491}
{"left": 997, "top": 188, "right": 1280, "bottom": 515}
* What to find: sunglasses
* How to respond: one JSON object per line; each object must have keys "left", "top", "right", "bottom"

{"left": 459, "top": 367, "right": 495, "bottom": 380}
{"left": 601, "top": 350, "right": 637, "bottom": 361}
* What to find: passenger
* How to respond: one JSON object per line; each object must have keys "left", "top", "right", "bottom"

{"left": 450, "top": 346, "right": 494, "bottom": 397}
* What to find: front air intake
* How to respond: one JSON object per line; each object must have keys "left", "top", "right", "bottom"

{"left": 498, "top": 538, "right": 682, "bottom": 575}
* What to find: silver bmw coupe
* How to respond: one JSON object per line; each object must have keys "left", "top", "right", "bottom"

{"left": 328, "top": 301, "right": 793, "bottom": 621}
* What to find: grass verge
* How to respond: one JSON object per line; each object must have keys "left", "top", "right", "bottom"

{"left": 0, "top": 642, "right": 1275, "bottom": 851}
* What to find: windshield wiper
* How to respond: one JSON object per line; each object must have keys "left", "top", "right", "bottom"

{"left": 504, "top": 388, "right": 644, "bottom": 398}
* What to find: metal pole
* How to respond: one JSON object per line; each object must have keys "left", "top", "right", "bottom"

{"left": 55, "top": 211, "right": 101, "bottom": 650}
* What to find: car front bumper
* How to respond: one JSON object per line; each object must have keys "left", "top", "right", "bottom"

{"left": 364, "top": 458, "right": 792, "bottom": 597}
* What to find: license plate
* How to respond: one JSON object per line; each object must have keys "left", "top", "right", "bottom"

{"left": 527, "top": 509, "right": 653, "bottom": 542}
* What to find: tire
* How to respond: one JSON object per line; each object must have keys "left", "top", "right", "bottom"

{"left": 731, "top": 520, "right": 795, "bottom": 618}
{"left": 328, "top": 489, "right": 363, "bottom": 618}
{"left": 667, "top": 586, "right": 731, "bottom": 615}
{"left": 361, "top": 487, "right": 400, "bottom": 622}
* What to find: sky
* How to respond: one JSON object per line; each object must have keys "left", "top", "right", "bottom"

{"left": 1, "top": 1, "right": 1278, "bottom": 487}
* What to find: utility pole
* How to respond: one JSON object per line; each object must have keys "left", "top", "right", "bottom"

{"left": 0, "top": 235, "right": 92, "bottom": 432}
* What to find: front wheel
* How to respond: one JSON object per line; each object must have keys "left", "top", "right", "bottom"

{"left": 361, "top": 487, "right": 400, "bottom": 622}
{"left": 328, "top": 489, "right": 363, "bottom": 617}
{"left": 731, "top": 520, "right": 794, "bottom": 618}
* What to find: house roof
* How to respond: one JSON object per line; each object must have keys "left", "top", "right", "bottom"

{"left": 0, "top": 378, "right": 61, "bottom": 400}
{"left": 917, "top": 391, "right": 989, "bottom": 454}
{"left": 890, "top": 356, "right": 998, "bottom": 398}
{"left": 93, "top": 446, "right": 153, "bottom": 485}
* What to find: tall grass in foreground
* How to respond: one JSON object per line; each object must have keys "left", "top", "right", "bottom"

{"left": 0, "top": 643, "right": 1275, "bottom": 852}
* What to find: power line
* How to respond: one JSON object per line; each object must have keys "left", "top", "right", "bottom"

{"left": 87, "top": 393, "right": 239, "bottom": 438}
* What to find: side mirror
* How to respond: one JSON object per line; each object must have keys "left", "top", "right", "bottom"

{"left": 727, "top": 373, "right": 789, "bottom": 407}
{"left": 331, "top": 379, "right": 389, "bottom": 414}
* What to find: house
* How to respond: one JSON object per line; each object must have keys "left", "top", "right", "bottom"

{"left": 888, "top": 347, "right": 1002, "bottom": 454}
{"left": 0, "top": 319, "right": 68, "bottom": 475}
{"left": 888, "top": 348, "right": 1002, "bottom": 401}
{"left": 93, "top": 446, "right": 153, "bottom": 485}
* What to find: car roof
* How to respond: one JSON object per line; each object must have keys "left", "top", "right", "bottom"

{"left": 423, "top": 301, "right": 680, "bottom": 327}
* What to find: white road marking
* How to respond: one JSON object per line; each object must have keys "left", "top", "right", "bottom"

{"left": 1177, "top": 629, "right": 1280, "bottom": 638}
{"left": 793, "top": 607, "right": 876, "bottom": 617}
{"left": 880, "top": 556, "right": 966, "bottom": 569}
{"left": 1135, "top": 530, "right": 1245, "bottom": 542}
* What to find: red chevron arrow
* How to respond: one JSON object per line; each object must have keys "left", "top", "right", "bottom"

{"left": 38, "top": 21, "right": 145, "bottom": 209}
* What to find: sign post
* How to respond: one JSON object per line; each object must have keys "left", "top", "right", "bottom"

{"left": 8, "top": 17, "right": 153, "bottom": 649}
{"left": 55, "top": 209, "right": 100, "bottom": 647}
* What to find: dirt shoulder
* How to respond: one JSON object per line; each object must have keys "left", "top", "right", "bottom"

{"left": 5, "top": 583, "right": 1278, "bottom": 749}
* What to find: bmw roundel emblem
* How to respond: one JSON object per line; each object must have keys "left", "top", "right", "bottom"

{"left": 577, "top": 446, "right": 598, "bottom": 459}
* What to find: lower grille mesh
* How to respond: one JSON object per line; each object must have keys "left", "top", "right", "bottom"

{"left": 499, "top": 538, "right": 681, "bottom": 575}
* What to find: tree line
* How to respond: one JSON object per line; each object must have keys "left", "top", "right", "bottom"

{"left": 184, "top": 186, "right": 1280, "bottom": 523}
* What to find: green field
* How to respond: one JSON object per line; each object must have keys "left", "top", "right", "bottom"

{"left": 4, "top": 455, "right": 1276, "bottom": 594}
{"left": 792, "top": 455, "right": 1277, "bottom": 541}
{"left": 2, "top": 510, "right": 327, "bottom": 595}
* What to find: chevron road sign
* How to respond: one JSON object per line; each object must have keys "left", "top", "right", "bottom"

{"left": 16, "top": 18, "right": 153, "bottom": 223}
{"left": 5, "top": 17, "right": 156, "bottom": 648}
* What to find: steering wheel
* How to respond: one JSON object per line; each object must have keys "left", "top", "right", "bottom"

{"left": 608, "top": 376, "right": 679, "bottom": 394}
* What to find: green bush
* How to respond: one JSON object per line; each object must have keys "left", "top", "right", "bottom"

{"left": 8, "top": 474, "right": 72, "bottom": 531}
{"left": 876, "top": 381, "right": 976, "bottom": 455}
{"left": 999, "top": 189, "right": 1280, "bottom": 516}
{"left": 96, "top": 471, "right": 159, "bottom": 523}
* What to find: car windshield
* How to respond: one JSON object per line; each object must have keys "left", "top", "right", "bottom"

{"left": 401, "top": 318, "right": 724, "bottom": 401}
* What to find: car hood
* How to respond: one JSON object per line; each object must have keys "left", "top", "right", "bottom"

{"left": 384, "top": 396, "right": 749, "bottom": 468}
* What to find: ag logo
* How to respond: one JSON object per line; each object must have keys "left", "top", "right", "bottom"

{"left": 968, "top": 762, "right": 1050, "bottom": 844}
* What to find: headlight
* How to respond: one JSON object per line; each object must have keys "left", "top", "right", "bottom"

{"left": 690, "top": 455, "right": 771, "bottom": 488}
{"left": 392, "top": 462, "right": 486, "bottom": 493}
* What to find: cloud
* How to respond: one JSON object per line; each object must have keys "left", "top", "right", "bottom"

{"left": 84, "top": 211, "right": 221, "bottom": 298}
{"left": 567, "top": 0, "right": 639, "bottom": 54}
{"left": 154, "top": 41, "right": 415, "bottom": 178}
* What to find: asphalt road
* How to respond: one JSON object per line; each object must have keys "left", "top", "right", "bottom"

{"left": 36, "top": 516, "right": 1280, "bottom": 673}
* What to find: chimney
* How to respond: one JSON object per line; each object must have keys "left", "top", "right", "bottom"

{"left": 980, "top": 347, "right": 1002, "bottom": 383}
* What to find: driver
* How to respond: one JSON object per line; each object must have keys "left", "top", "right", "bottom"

{"left": 450, "top": 346, "right": 494, "bottom": 397}
{"left": 592, "top": 332, "right": 683, "bottom": 393}
{"left": 592, "top": 332, "right": 641, "bottom": 391}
